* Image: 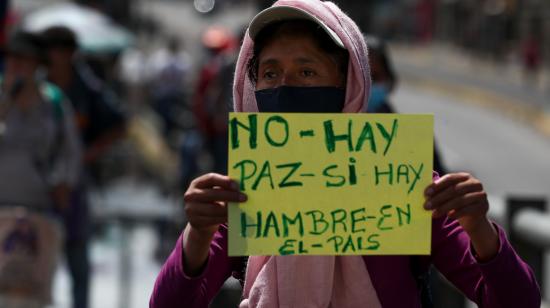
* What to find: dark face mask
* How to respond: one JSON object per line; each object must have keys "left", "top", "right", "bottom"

{"left": 255, "top": 86, "right": 345, "bottom": 113}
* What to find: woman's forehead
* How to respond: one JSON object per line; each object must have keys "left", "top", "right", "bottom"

{"left": 258, "top": 34, "right": 328, "bottom": 61}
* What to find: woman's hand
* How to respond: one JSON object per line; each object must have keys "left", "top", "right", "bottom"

{"left": 181, "top": 173, "right": 247, "bottom": 276}
{"left": 184, "top": 173, "right": 247, "bottom": 237}
{"left": 424, "top": 173, "right": 488, "bottom": 232}
{"left": 424, "top": 172, "right": 499, "bottom": 261}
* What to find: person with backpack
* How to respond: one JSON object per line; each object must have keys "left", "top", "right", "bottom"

{"left": 0, "top": 31, "right": 81, "bottom": 307}
{"left": 150, "top": 1, "right": 541, "bottom": 307}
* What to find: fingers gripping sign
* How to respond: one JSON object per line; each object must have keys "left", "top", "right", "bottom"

{"left": 423, "top": 172, "right": 500, "bottom": 261}
{"left": 181, "top": 173, "right": 248, "bottom": 277}
{"left": 424, "top": 173, "right": 490, "bottom": 233}
{"left": 184, "top": 173, "right": 248, "bottom": 236}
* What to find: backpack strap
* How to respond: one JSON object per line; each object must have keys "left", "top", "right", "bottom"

{"left": 410, "top": 256, "right": 434, "bottom": 308}
{"left": 40, "top": 82, "right": 64, "bottom": 123}
{"left": 37, "top": 82, "right": 67, "bottom": 185}
{"left": 0, "top": 77, "right": 64, "bottom": 131}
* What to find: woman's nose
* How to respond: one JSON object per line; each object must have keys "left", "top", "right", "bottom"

{"left": 280, "top": 72, "right": 298, "bottom": 87}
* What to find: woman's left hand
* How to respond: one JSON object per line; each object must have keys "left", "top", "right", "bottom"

{"left": 424, "top": 172, "right": 499, "bottom": 261}
{"left": 424, "top": 172, "right": 488, "bottom": 232}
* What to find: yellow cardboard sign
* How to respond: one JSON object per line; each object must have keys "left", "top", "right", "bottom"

{"left": 228, "top": 113, "right": 433, "bottom": 256}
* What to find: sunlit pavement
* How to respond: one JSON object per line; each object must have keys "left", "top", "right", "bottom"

{"left": 391, "top": 43, "right": 550, "bottom": 138}
{"left": 53, "top": 225, "right": 161, "bottom": 308}
{"left": 50, "top": 177, "right": 183, "bottom": 308}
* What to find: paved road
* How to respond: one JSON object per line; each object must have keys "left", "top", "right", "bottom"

{"left": 53, "top": 226, "right": 161, "bottom": 308}
{"left": 393, "top": 83, "right": 550, "bottom": 199}
{"left": 393, "top": 82, "right": 550, "bottom": 304}
{"left": 52, "top": 179, "right": 177, "bottom": 308}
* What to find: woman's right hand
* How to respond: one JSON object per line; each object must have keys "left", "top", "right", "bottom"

{"left": 184, "top": 173, "right": 247, "bottom": 237}
{"left": 181, "top": 173, "right": 247, "bottom": 276}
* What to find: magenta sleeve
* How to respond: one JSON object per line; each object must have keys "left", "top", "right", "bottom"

{"left": 149, "top": 225, "right": 243, "bottom": 308}
{"left": 431, "top": 217, "right": 541, "bottom": 308}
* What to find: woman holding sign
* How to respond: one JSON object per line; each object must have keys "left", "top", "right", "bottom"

{"left": 150, "top": 0, "right": 541, "bottom": 307}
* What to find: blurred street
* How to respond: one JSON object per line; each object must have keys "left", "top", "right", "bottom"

{"left": 2, "top": 0, "right": 550, "bottom": 307}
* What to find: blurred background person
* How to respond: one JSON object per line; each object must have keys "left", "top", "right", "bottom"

{"left": 147, "top": 36, "right": 191, "bottom": 139}
{"left": 521, "top": 30, "right": 542, "bottom": 87}
{"left": 190, "top": 26, "right": 237, "bottom": 177}
{"left": 0, "top": 1, "right": 17, "bottom": 75}
{"left": 0, "top": 30, "right": 81, "bottom": 308}
{"left": 365, "top": 34, "right": 447, "bottom": 176}
{"left": 0, "top": 0, "right": 9, "bottom": 73}
{"left": 42, "top": 26, "right": 126, "bottom": 308}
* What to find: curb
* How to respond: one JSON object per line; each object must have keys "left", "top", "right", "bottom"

{"left": 399, "top": 72, "right": 550, "bottom": 139}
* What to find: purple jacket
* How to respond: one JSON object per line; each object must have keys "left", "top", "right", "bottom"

{"left": 150, "top": 216, "right": 540, "bottom": 308}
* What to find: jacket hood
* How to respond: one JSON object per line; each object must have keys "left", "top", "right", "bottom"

{"left": 232, "top": 0, "right": 371, "bottom": 113}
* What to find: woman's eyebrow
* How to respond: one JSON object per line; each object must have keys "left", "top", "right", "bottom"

{"left": 295, "top": 57, "right": 317, "bottom": 64}
{"left": 259, "top": 58, "right": 279, "bottom": 66}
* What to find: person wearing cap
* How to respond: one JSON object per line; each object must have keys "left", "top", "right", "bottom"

{"left": 0, "top": 31, "right": 81, "bottom": 306}
{"left": 150, "top": 1, "right": 540, "bottom": 307}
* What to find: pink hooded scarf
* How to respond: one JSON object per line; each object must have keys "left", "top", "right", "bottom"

{"left": 232, "top": 0, "right": 371, "bottom": 113}
{"left": 233, "top": 1, "right": 380, "bottom": 307}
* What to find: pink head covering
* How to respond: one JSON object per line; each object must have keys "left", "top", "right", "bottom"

{"left": 232, "top": 0, "right": 371, "bottom": 113}
{"left": 234, "top": 3, "right": 379, "bottom": 307}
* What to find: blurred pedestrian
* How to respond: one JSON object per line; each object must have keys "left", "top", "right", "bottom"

{"left": 151, "top": 1, "right": 541, "bottom": 307}
{"left": 521, "top": 32, "right": 541, "bottom": 86}
{"left": 191, "top": 26, "right": 237, "bottom": 176}
{"left": 415, "top": 0, "right": 435, "bottom": 43}
{"left": 42, "top": 26, "right": 126, "bottom": 308}
{"left": 0, "top": 31, "right": 81, "bottom": 307}
{"left": 0, "top": 0, "right": 9, "bottom": 72}
{"left": 365, "top": 35, "right": 447, "bottom": 175}
{"left": 147, "top": 36, "right": 191, "bottom": 137}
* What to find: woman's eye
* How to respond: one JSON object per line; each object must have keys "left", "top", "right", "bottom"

{"left": 263, "top": 71, "right": 277, "bottom": 80}
{"left": 301, "top": 69, "right": 317, "bottom": 77}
